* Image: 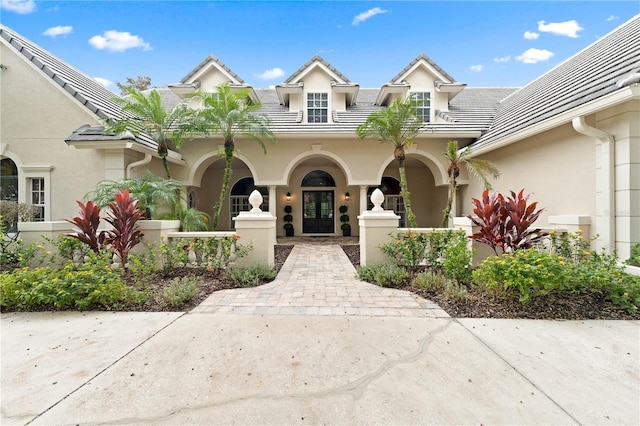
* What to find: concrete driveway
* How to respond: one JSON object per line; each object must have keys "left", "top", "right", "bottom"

{"left": 2, "top": 311, "right": 638, "bottom": 425}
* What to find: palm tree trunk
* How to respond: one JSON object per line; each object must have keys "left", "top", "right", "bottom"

{"left": 442, "top": 176, "right": 457, "bottom": 227}
{"left": 212, "top": 142, "right": 234, "bottom": 230}
{"left": 397, "top": 160, "right": 417, "bottom": 228}
{"left": 160, "top": 154, "right": 171, "bottom": 180}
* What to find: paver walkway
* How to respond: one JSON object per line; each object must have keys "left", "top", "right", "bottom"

{"left": 193, "top": 244, "right": 449, "bottom": 317}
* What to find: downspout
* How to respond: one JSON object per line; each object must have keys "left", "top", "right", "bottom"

{"left": 571, "top": 116, "right": 615, "bottom": 254}
{"left": 126, "top": 153, "right": 153, "bottom": 179}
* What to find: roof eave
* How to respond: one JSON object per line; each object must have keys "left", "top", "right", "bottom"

{"left": 275, "top": 82, "right": 304, "bottom": 106}
{"left": 470, "top": 85, "right": 640, "bottom": 157}
{"left": 374, "top": 83, "right": 410, "bottom": 105}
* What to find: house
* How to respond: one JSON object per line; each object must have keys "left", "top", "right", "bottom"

{"left": 1, "top": 14, "right": 638, "bottom": 259}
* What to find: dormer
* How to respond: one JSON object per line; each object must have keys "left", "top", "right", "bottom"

{"left": 275, "top": 55, "right": 359, "bottom": 123}
{"left": 168, "top": 54, "right": 258, "bottom": 103}
{"left": 375, "top": 54, "right": 466, "bottom": 122}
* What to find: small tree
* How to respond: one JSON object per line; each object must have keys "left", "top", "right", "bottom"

{"left": 442, "top": 140, "right": 500, "bottom": 227}
{"left": 356, "top": 96, "right": 423, "bottom": 227}
{"left": 116, "top": 75, "right": 152, "bottom": 95}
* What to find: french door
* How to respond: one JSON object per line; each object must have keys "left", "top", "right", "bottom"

{"left": 302, "top": 191, "right": 334, "bottom": 234}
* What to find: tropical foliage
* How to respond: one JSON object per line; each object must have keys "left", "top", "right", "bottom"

{"left": 356, "top": 96, "right": 423, "bottom": 227}
{"left": 107, "top": 87, "right": 196, "bottom": 179}
{"left": 442, "top": 140, "right": 500, "bottom": 227}
{"left": 467, "top": 189, "right": 547, "bottom": 255}
{"left": 195, "top": 84, "right": 275, "bottom": 230}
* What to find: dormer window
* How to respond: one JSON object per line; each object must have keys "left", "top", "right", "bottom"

{"left": 307, "top": 93, "right": 328, "bottom": 123}
{"left": 411, "top": 92, "right": 431, "bottom": 122}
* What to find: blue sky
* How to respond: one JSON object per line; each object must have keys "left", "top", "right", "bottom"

{"left": 1, "top": 1, "right": 638, "bottom": 91}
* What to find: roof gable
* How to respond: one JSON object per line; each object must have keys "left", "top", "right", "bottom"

{"left": 284, "top": 55, "right": 351, "bottom": 84}
{"left": 390, "top": 53, "right": 456, "bottom": 84}
{"left": 0, "top": 24, "right": 159, "bottom": 151}
{"left": 473, "top": 14, "right": 640, "bottom": 151}
{"left": 179, "top": 54, "right": 246, "bottom": 85}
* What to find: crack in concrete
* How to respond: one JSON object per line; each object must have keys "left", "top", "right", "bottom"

{"left": 74, "top": 319, "right": 454, "bottom": 425}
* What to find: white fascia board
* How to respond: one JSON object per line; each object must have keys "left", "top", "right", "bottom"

{"left": 396, "top": 60, "right": 450, "bottom": 84}
{"left": 470, "top": 86, "right": 639, "bottom": 157}
{"left": 291, "top": 62, "right": 346, "bottom": 84}
{"left": 66, "top": 140, "right": 186, "bottom": 165}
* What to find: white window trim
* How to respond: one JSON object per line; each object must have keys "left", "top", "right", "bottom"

{"left": 19, "top": 166, "right": 53, "bottom": 221}
{"left": 306, "top": 92, "right": 329, "bottom": 124}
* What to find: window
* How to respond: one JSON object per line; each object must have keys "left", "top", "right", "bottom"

{"left": 410, "top": 92, "right": 431, "bottom": 122}
{"left": 1, "top": 158, "right": 18, "bottom": 202}
{"left": 307, "top": 93, "right": 328, "bottom": 123}
{"left": 301, "top": 170, "right": 335, "bottom": 187}
{"left": 30, "top": 178, "right": 45, "bottom": 221}
{"left": 367, "top": 177, "right": 406, "bottom": 227}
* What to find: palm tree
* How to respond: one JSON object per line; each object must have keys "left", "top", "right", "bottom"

{"left": 107, "top": 87, "right": 195, "bottom": 179}
{"left": 356, "top": 96, "right": 422, "bottom": 227}
{"left": 86, "top": 171, "right": 183, "bottom": 218}
{"left": 442, "top": 140, "right": 500, "bottom": 227}
{"left": 196, "top": 84, "right": 275, "bottom": 230}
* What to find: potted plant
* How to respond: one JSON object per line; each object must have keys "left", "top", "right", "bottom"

{"left": 283, "top": 205, "right": 294, "bottom": 237}
{"left": 339, "top": 205, "right": 351, "bottom": 237}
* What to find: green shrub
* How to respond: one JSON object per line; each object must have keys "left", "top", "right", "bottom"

{"left": 442, "top": 232, "right": 473, "bottom": 282}
{"left": 162, "top": 276, "right": 200, "bottom": 307}
{"left": 357, "top": 263, "right": 409, "bottom": 288}
{"left": 443, "top": 280, "right": 469, "bottom": 301}
{"left": 626, "top": 243, "right": 640, "bottom": 267}
{"left": 226, "top": 263, "right": 276, "bottom": 287}
{"left": 0, "top": 258, "right": 135, "bottom": 309}
{"left": 380, "top": 232, "right": 429, "bottom": 274}
{"left": 412, "top": 270, "right": 448, "bottom": 292}
{"left": 473, "top": 250, "right": 569, "bottom": 303}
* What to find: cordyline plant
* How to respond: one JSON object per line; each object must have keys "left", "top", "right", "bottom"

{"left": 66, "top": 190, "right": 145, "bottom": 266}
{"left": 65, "top": 200, "right": 106, "bottom": 254}
{"left": 467, "top": 189, "right": 548, "bottom": 255}
{"left": 103, "top": 189, "right": 145, "bottom": 266}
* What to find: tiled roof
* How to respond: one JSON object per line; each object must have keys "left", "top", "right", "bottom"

{"left": 252, "top": 87, "right": 511, "bottom": 134}
{"left": 284, "top": 55, "right": 352, "bottom": 84}
{"left": 180, "top": 54, "right": 246, "bottom": 84}
{"left": 390, "top": 53, "right": 456, "bottom": 83}
{"left": 472, "top": 14, "right": 640, "bottom": 150}
{"left": 0, "top": 24, "right": 158, "bottom": 150}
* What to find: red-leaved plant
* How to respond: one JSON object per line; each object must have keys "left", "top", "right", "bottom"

{"left": 468, "top": 189, "right": 548, "bottom": 255}
{"left": 66, "top": 200, "right": 106, "bottom": 254}
{"left": 103, "top": 189, "right": 145, "bottom": 266}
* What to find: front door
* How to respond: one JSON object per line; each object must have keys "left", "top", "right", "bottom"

{"left": 303, "top": 191, "right": 334, "bottom": 234}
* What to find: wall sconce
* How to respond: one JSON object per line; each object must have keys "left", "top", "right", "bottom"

{"left": 345, "top": 192, "right": 350, "bottom": 201}
{"left": 286, "top": 192, "right": 291, "bottom": 202}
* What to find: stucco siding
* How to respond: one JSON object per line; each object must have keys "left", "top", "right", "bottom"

{"left": 460, "top": 123, "right": 597, "bottom": 228}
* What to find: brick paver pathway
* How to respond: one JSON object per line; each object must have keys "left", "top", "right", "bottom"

{"left": 193, "top": 244, "right": 449, "bottom": 317}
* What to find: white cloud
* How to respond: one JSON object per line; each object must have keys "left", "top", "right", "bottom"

{"left": 470, "top": 64, "right": 483, "bottom": 72}
{"left": 43, "top": 25, "right": 73, "bottom": 37}
{"left": 537, "top": 20, "right": 584, "bottom": 38}
{"left": 89, "top": 30, "right": 152, "bottom": 52}
{"left": 93, "top": 77, "right": 113, "bottom": 88}
{"left": 352, "top": 7, "right": 388, "bottom": 26}
{"left": 606, "top": 15, "right": 618, "bottom": 22}
{"left": 523, "top": 31, "right": 539, "bottom": 40}
{"left": 516, "top": 48, "right": 555, "bottom": 64}
{"left": 0, "top": 0, "right": 36, "bottom": 14}
{"left": 494, "top": 56, "right": 511, "bottom": 63}
{"left": 256, "top": 67, "right": 285, "bottom": 80}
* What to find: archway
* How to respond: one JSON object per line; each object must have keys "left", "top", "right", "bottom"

{"left": 230, "top": 177, "right": 268, "bottom": 229}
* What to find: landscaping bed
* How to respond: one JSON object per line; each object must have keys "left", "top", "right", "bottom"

{"left": 341, "top": 244, "right": 640, "bottom": 320}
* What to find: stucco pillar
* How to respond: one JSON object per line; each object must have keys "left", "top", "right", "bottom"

{"left": 359, "top": 185, "right": 368, "bottom": 215}
{"left": 358, "top": 189, "right": 400, "bottom": 266}
{"left": 233, "top": 190, "right": 276, "bottom": 267}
